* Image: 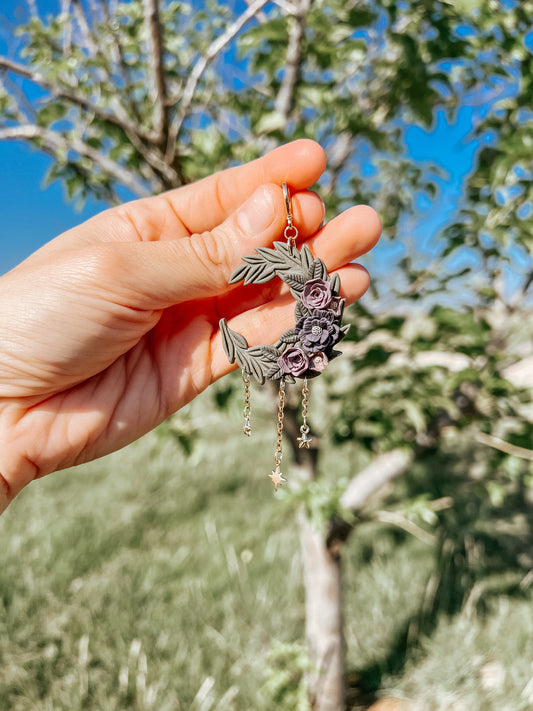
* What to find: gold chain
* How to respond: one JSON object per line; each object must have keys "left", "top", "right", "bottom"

{"left": 242, "top": 370, "right": 252, "bottom": 437}
{"left": 300, "top": 377, "right": 310, "bottom": 435}
{"left": 274, "top": 379, "right": 286, "bottom": 467}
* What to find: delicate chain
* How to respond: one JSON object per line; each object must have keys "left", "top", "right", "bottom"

{"left": 300, "top": 377, "right": 310, "bottom": 436}
{"left": 274, "top": 379, "right": 286, "bottom": 467}
{"left": 242, "top": 369, "right": 252, "bottom": 437}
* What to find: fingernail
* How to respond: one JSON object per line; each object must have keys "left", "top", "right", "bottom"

{"left": 237, "top": 185, "right": 276, "bottom": 236}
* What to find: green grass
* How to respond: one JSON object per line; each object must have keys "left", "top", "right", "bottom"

{"left": 1, "top": 390, "right": 532, "bottom": 710}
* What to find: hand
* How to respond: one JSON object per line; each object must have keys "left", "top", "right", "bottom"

{"left": 0, "top": 139, "right": 381, "bottom": 512}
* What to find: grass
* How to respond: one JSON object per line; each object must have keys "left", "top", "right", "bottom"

{"left": 1, "top": 388, "right": 533, "bottom": 710}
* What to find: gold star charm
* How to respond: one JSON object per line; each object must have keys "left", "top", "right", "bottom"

{"left": 297, "top": 431, "right": 312, "bottom": 448}
{"left": 269, "top": 465, "right": 286, "bottom": 492}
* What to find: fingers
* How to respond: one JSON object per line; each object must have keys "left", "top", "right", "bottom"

{"left": 161, "top": 139, "right": 327, "bottom": 235}
{"left": 209, "top": 263, "right": 370, "bottom": 381}
{"left": 94, "top": 184, "right": 326, "bottom": 309}
{"left": 212, "top": 203, "right": 381, "bottom": 321}
{"left": 306, "top": 204, "right": 382, "bottom": 266}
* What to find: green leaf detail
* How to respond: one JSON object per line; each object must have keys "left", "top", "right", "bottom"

{"left": 282, "top": 272, "right": 306, "bottom": 291}
{"left": 220, "top": 318, "right": 235, "bottom": 363}
{"left": 313, "top": 258, "right": 328, "bottom": 280}
{"left": 279, "top": 328, "right": 299, "bottom": 344}
{"left": 295, "top": 300, "right": 311, "bottom": 321}
{"left": 301, "top": 245, "right": 314, "bottom": 272}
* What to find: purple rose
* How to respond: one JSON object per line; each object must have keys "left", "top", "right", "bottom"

{"left": 296, "top": 309, "right": 341, "bottom": 352}
{"left": 308, "top": 351, "right": 329, "bottom": 372}
{"left": 278, "top": 347, "right": 309, "bottom": 376}
{"left": 327, "top": 296, "right": 345, "bottom": 318}
{"left": 301, "top": 278, "right": 332, "bottom": 310}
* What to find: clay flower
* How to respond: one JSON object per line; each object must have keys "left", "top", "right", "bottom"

{"left": 301, "top": 278, "right": 332, "bottom": 310}
{"left": 327, "top": 296, "right": 345, "bottom": 318}
{"left": 308, "top": 351, "right": 329, "bottom": 372}
{"left": 296, "top": 310, "right": 341, "bottom": 352}
{"left": 278, "top": 347, "right": 309, "bottom": 376}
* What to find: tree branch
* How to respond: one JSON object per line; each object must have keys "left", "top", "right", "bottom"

{"left": 0, "top": 71, "right": 35, "bottom": 122}
{"left": 0, "top": 56, "right": 158, "bottom": 144}
{"left": 166, "top": 0, "right": 270, "bottom": 161}
{"left": 371, "top": 510, "right": 435, "bottom": 546}
{"left": 0, "top": 124, "right": 153, "bottom": 197}
{"left": 475, "top": 432, "right": 533, "bottom": 461}
{"left": 340, "top": 449, "right": 414, "bottom": 512}
{"left": 274, "top": 0, "right": 311, "bottom": 120}
{"left": 72, "top": 0, "right": 99, "bottom": 56}
{"left": 143, "top": 0, "right": 169, "bottom": 144}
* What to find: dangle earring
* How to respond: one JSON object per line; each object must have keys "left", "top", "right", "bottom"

{"left": 219, "top": 183, "right": 349, "bottom": 491}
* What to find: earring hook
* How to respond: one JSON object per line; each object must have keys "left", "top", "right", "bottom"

{"left": 282, "top": 182, "right": 298, "bottom": 246}
{"left": 282, "top": 182, "right": 292, "bottom": 224}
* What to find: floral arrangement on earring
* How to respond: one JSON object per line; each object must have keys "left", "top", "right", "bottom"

{"left": 219, "top": 184, "right": 350, "bottom": 491}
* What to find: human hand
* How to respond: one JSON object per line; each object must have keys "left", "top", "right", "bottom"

{"left": 0, "top": 139, "right": 381, "bottom": 512}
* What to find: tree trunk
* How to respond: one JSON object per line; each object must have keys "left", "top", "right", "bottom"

{"left": 283, "top": 393, "right": 345, "bottom": 711}
{"left": 298, "top": 504, "right": 344, "bottom": 711}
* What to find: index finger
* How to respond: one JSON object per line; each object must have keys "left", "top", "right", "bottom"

{"left": 164, "top": 139, "right": 327, "bottom": 234}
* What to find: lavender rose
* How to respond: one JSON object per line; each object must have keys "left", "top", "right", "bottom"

{"left": 301, "top": 278, "right": 332, "bottom": 310}
{"left": 278, "top": 347, "right": 309, "bottom": 376}
{"left": 308, "top": 351, "right": 329, "bottom": 372}
{"left": 296, "top": 309, "right": 341, "bottom": 352}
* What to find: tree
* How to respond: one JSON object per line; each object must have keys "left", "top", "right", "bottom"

{"left": 1, "top": 1, "right": 531, "bottom": 708}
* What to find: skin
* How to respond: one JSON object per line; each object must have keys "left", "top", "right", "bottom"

{"left": 0, "top": 139, "right": 381, "bottom": 513}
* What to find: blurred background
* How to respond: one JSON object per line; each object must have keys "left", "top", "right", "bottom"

{"left": 0, "top": 1, "right": 532, "bottom": 709}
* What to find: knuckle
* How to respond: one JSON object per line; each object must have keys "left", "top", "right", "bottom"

{"left": 188, "top": 230, "right": 233, "bottom": 276}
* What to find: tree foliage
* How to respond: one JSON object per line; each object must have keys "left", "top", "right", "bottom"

{"left": 1, "top": 0, "right": 532, "bottom": 707}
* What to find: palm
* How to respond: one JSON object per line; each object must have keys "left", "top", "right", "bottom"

{"left": 0, "top": 141, "right": 381, "bottom": 501}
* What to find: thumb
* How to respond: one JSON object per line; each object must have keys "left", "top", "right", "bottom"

{"left": 112, "top": 184, "right": 291, "bottom": 308}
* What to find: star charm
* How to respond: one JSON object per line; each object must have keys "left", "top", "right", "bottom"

{"left": 269, "top": 465, "right": 286, "bottom": 492}
{"left": 297, "top": 431, "right": 312, "bottom": 449}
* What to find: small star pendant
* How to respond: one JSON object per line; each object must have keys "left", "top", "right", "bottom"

{"left": 297, "top": 431, "right": 312, "bottom": 449}
{"left": 269, "top": 465, "right": 286, "bottom": 492}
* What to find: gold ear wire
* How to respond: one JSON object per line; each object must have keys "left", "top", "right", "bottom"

{"left": 282, "top": 182, "right": 298, "bottom": 246}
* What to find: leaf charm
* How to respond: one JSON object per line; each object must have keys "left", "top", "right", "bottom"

{"left": 219, "top": 242, "right": 347, "bottom": 384}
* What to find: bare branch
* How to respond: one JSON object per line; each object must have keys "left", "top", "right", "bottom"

{"left": 0, "top": 71, "right": 35, "bottom": 121}
{"left": 60, "top": 0, "right": 73, "bottom": 57}
{"left": 0, "top": 124, "right": 153, "bottom": 197}
{"left": 372, "top": 510, "right": 436, "bottom": 546}
{"left": 72, "top": 0, "right": 100, "bottom": 56}
{"left": 274, "top": 0, "right": 312, "bottom": 120}
{"left": 142, "top": 0, "right": 168, "bottom": 144}
{"left": 340, "top": 449, "right": 413, "bottom": 512}
{"left": 100, "top": 0, "right": 139, "bottom": 110}
{"left": 166, "top": 0, "right": 270, "bottom": 161}
{"left": 475, "top": 432, "right": 533, "bottom": 461}
{"left": 0, "top": 55, "right": 158, "bottom": 143}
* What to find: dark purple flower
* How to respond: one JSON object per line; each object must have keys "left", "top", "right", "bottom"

{"left": 278, "top": 347, "right": 309, "bottom": 376}
{"left": 327, "top": 296, "right": 345, "bottom": 318}
{"left": 301, "top": 278, "right": 332, "bottom": 310}
{"left": 308, "top": 351, "right": 329, "bottom": 372}
{"left": 296, "top": 309, "right": 341, "bottom": 353}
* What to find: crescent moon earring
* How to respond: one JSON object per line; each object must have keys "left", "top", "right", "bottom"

{"left": 219, "top": 183, "right": 349, "bottom": 491}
